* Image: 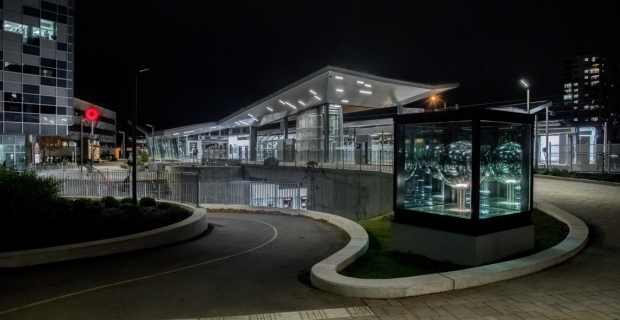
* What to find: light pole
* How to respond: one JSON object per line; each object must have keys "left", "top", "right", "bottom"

{"left": 132, "top": 67, "right": 150, "bottom": 205}
{"left": 146, "top": 124, "right": 154, "bottom": 161}
{"left": 118, "top": 130, "right": 125, "bottom": 159}
{"left": 520, "top": 79, "right": 530, "bottom": 114}
{"left": 430, "top": 95, "right": 446, "bottom": 110}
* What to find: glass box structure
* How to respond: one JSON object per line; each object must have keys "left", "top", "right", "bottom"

{"left": 394, "top": 109, "right": 534, "bottom": 235}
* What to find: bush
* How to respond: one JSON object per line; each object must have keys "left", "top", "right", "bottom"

{"left": 73, "top": 198, "right": 93, "bottom": 212}
{"left": 156, "top": 202, "right": 173, "bottom": 210}
{"left": 0, "top": 167, "right": 62, "bottom": 221}
{"left": 83, "top": 205, "right": 103, "bottom": 216}
{"left": 119, "top": 203, "right": 140, "bottom": 213}
{"left": 139, "top": 197, "right": 156, "bottom": 207}
{"left": 101, "top": 196, "right": 120, "bottom": 208}
{"left": 550, "top": 168, "right": 577, "bottom": 178}
{"left": 120, "top": 197, "right": 133, "bottom": 204}
{"left": 165, "top": 205, "right": 189, "bottom": 221}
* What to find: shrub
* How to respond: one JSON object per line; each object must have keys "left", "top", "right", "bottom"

{"left": 156, "top": 202, "right": 173, "bottom": 210}
{"left": 165, "top": 206, "right": 189, "bottom": 221}
{"left": 119, "top": 203, "right": 140, "bottom": 213}
{"left": 101, "top": 196, "right": 120, "bottom": 208}
{"left": 0, "top": 167, "right": 62, "bottom": 221}
{"left": 120, "top": 197, "right": 133, "bottom": 204}
{"left": 83, "top": 205, "right": 103, "bottom": 216}
{"left": 73, "top": 198, "right": 93, "bottom": 212}
{"left": 139, "top": 197, "right": 156, "bottom": 207}
{"left": 550, "top": 168, "right": 577, "bottom": 178}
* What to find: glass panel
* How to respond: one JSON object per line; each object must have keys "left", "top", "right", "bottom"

{"left": 40, "top": 19, "right": 57, "bottom": 40}
{"left": 396, "top": 121, "right": 473, "bottom": 219}
{"left": 479, "top": 121, "right": 531, "bottom": 218}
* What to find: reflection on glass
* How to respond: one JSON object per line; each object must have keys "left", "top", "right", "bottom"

{"left": 397, "top": 120, "right": 531, "bottom": 219}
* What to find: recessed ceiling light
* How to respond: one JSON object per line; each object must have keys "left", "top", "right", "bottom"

{"left": 279, "top": 100, "right": 285, "bottom": 105}
{"left": 336, "top": 89, "right": 344, "bottom": 92}
{"left": 314, "top": 96, "right": 321, "bottom": 100}
{"left": 335, "top": 76, "right": 343, "bottom": 79}
{"left": 309, "top": 90, "right": 316, "bottom": 95}
{"left": 360, "top": 90, "right": 372, "bottom": 94}
{"left": 357, "top": 81, "right": 364, "bottom": 84}
{"left": 248, "top": 113, "right": 253, "bottom": 117}
{"left": 285, "top": 102, "right": 297, "bottom": 109}
{"left": 342, "top": 100, "right": 349, "bottom": 103}
{"left": 299, "top": 101, "right": 306, "bottom": 106}
{"left": 267, "top": 107, "right": 273, "bottom": 111}
{"left": 364, "top": 84, "right": 372, "bottom": 87}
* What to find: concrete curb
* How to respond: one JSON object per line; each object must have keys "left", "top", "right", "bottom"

{"left": 0, "top": 202, "right": 208, "bottom": 268}
{"left": 316, "top": 200, "right": 588, "bottom": 298}
{"left": 202, "top": 203, "right": 587, "bottom": 298}
{"left": 535, "top": 174, "right": 620, "bottom": 187}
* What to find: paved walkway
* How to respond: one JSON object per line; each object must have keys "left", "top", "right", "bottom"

{"left": 356, "top": 178, "right": 620, "bottom": 320}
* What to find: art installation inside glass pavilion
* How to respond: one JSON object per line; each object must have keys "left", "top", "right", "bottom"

{"left": 392, "top": 109, "right": 535, "bottom": 266}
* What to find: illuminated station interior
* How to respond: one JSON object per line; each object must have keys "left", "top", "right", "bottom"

{"left": 147, "top": 66, "right": 458, "bottom": 163}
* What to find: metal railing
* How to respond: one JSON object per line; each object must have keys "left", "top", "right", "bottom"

{"left": 539, "top": 143, "right": 620, "bottom": 173}
{"left": 206, "top": 149, "right": 394, "bottom": 173}
{"left": 37, "top": 168, "right": 306, "bottom": 209}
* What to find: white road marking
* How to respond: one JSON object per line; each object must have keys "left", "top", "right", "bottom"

{"left": 0, "top": 217, "right": 278, "bottom": 316}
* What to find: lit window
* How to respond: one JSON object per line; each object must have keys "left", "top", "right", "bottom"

{"left": 40, "top": 19, "right": 57, "bottom": 40}
{"left": 574, "top": 106, "right": 578, "bottom": 110}
{"left": 585, "top": 76, "right": 589, "bottom": 79}
{"left": 585, "top": 69, "right": 589, "bottom": 73}
{"left": 591, "top": 75, "right": 599, "bottom": 80}
{"left": 3, "top": 21, "right": 24, "bottom": 33}
{"left": 574, "top": 89, "right": 578, "bottom": 92}
{"left": 563, "top": 94, "right": 572, "bottom": 100}
{"left": 592, "top": 57, "right": 598, "bottom": 62}
{"left": 564, "top": 83, "right": 572, "bottom": 88}
{"left": 591, "top": 81, "right": 599, "bottom": 86}
{"left": 574, "top": 83, "right": 578, "bottom": 86}
{"left": 574, "top": 118, "right": 578, "bottom": 121}
{"left": 590, "top": 68, "right": 599, "bottom": 74}
{"left": 585, "top": 58, "right": 589, "bottom": 61}
{"left": 591, "top": 117, "right": 598, "bottom": 122}
{"left": 574, "top": 94, "right": 578, "bottom": 99}
{"left": 585, "top": 82, "right": 589, "bottom": 85}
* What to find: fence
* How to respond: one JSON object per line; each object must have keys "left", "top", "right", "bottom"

{"left": 539, "top": 143, "right": 620, "bottom": 173}
{"left": 204, "top": 149, "right": 394, "bottom": 173}
{"left": 37, "top": 169, "right": 306, "bottom": 210}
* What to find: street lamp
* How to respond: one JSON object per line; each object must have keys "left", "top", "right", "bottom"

{"left": 520, "top": 79, "right": 530, "bottom": 114}
{"left": 118, "top": 130, "right": 125, "bottom": 159}
{"left": 430, "top": 95, "right": 446, "bottom": 110}
{"left": 132, "top": 67, "right": 150, "bottom": 204}
{"left": 146, "top": 124, "right": 154, "bottom": 161}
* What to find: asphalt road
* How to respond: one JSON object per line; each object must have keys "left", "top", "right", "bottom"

{"left": 0, "top": 213, "right": 364, "bottom": 319}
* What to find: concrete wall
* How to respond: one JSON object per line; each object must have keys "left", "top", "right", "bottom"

{"left": 243, "top": 165, "right": 393, "bottom": 220}
{"left": 165, "top": 165, "right": 244, "bottom": 182}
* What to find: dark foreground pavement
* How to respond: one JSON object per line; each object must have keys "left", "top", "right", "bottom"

{"left": 0, "top": 213, "right": 363, "bottom": 319}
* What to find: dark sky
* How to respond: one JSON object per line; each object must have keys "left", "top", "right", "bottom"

{"left": 73, "top": 0, "right": 620, "bottom": 132}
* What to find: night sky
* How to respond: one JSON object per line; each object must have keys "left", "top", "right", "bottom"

{"left": 73, "top": 1, "right": 620, "bottom": 132}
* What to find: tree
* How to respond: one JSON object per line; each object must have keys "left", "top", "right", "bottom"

{"left": 303, "top": 161, "right": 326, "bottom": 211}
{"left": 35, "top": 136, "right": 63, "bottom": 163}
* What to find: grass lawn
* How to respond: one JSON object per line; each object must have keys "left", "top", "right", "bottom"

{"left": 340, "top": 209, "right": 569, "bottom": 279}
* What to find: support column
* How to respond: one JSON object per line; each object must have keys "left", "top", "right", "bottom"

{"left": 280, "top": 117, "right": 289, "bottom": 140}
{"left": 250, "top": 126, "right": 258, "bottom": 161}
{"left": 323, "top": 104, "right": 330, "bottom": 163}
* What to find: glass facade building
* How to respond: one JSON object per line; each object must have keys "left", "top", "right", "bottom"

{"left": 1, "top": 0, "right": 75, "bottom": 167}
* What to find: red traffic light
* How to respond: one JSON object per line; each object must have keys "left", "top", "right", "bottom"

{"left": 85, "top": 108, "right": 99, "bottom": 121}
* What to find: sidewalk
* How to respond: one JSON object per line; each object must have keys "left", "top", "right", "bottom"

{"left": 355, "top": 178, "right": 620, "bottom": 319}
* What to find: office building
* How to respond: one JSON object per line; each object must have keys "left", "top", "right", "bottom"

{"left": 0, "top": 0, "right": 75, "bottom": 168}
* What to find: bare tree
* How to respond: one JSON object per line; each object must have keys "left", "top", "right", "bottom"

{"left": 35, "top": 136, "right": 62, "bottom": 163}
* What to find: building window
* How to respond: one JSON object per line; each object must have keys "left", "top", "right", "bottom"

{"left": 584, "top": 69, "right": 589, "bottom": 73}
{"left": 591, "top": 75, "right": 599, "bottom": 80}
{"left": 584, "top": 58, "right": 589, "bottom": 61}
{"left": 591, "top": 81, "right": 599, "bottom": 86}
{"left": 585, "top": 82, "right": 589, "bottom": 85}
{"left": 573, "top": 83, "right": 578, "bottom": 86}
{"left": 585, "top": 76, "right": 589, "bottom": 79}
{"left": 563, "top": 94, "right": 572, "bottom": 100}
{"left": 564, "top": 83, "right": 572, "bottom": 88}
{"left": 573, "top": 94, "right": 579, "bottom": 99}
{"left": 591, "top": 117, "right": 598, "bottom": 122}
{"left": 40, "top": 19, "right": 57, "bottom": 40}
{"left": 574, "top": 89, "right": 578, "bottom": 92}
{"left": 574, "top": 118, "right": 578, "bottom": 121}
{"left": 592, "top": 57, "right": 598, "bottom": 62}
{"left": 590, "top": 68, "right": 599, "bottom": 74}
{"left": 4, "top": 62, "right": 23, "bottom": 73}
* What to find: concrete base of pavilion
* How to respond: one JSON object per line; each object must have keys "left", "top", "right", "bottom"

{"left": 391, "top": 222, "right": 534, "bottom": 267}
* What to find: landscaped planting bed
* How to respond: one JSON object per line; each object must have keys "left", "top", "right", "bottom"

{"left": 340, "top": 209, "right": 569, "bottom": 279}
{"left": 0, "top": 197, "right": 191, "bottom": 253}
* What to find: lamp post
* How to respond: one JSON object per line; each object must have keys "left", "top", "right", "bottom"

{"left": 520, "top": 79, "right": 530, "bottom": 114}
{"left": 132, "top": 67, "right": 150, "bottom": 205}
{"left": 430, "top": 95, "right": 446, "bottom": 110}
{"left": 118, "top": 130, "right": 125, "bottom": 159}
{"left": 146, "top": 124, "right": 154, "bottom": 161}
